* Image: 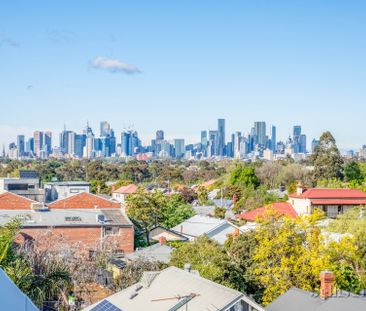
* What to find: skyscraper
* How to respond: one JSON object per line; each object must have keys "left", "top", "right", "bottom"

{"left": 84, "top": 123, "right": 95, "bottom": 158}
{"left": 254, "top": 122, "right": 266, "bottom": 147}
{"left": 74, "top": 134, "right": 86, "bottom": 158}
{"left": 174, "top": 139, "right": 185, "bottom": 158}
{"left": 209, "top": 130, "right": 219, "bottom": 156}
{"left": 44, "top": 131, "right": 52, "bottom": 154}
{"left": 33, "top": 131, "right": 43, "bottom": 156}
{"left": 121, "top": 130, "right": 140, "bottom": 156}
{"left": 233, "top": 131, "right": 242, "bottom": 159}
{"left": 300, "top": 134, "right": 307, "bottom": 153}
{"left": 217, "top": 119, "right": 225, "bottom": 156}
{"left": 17, "top": 135, "right": 25, "bottom": 157}
{"left": 26, "top": 138, "right": 34, "bottom": 154}
{"left": 156, "top": 130, "right": 164, "bottom": 144}
{"left": 100, "top": 121, "right": 111, "bottom": 137}
{"left": 269, "top": 125, "right": 276, "bottom": 153}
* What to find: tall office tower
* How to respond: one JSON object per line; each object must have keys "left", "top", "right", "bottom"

{"left": 293, "top": 125, "right": 302, "bottom": 153}
{"left": 226, "top": 142, "right": 233, "bottom": 158}
{"left": 100, "top": 136, "right": 111, "bottom": 157}
{"left": 67, "top": 131, "right": 76, "bottom": 155}
{"left": 109, "top": 129, "right": 116, "bottom": 155}
{"left": 84, "top": 123, "right": 95, "bottom": 158}
{"left": 233, "top": 131, "right": 242, "bottom": 159}
{"left": 300, "top": 134, "right": 307, "bottom": 153}
{"left": 44, "top": 131, "right": 52, "bottom": 154}
{"left": 100, "top": 121, "right": 111, "bottom": 137}
{"left": 59, "top": 129, "right": 74, "bottom": 154}
{"left": 156, "top": 130, "right": 164, "bottom": 144}
{"left": 26, "top": 138, "right": 34, "bottom": 154}
{"left": 121, "top": 130, "right": 140, "bottom": 156}
{"left": 217, "top": 118, "right": 225, "bottom": 156}
{"left": 33, "top": 131, "right": 44, "bottom": 156}
{"left": 209, "top": 130, "right": 219, "bottom": 156}
{"left": 74, "top": 134, "right": 86, "bottom": 158}
{"left": 174, "top": 139, "right": 185, "bottom": 158}
{"left": 201, "top": 130, "right": 208, "bottom": 146}
{"left": 269, "top": 125, "right": 276, "bottom": 153}
{"left": 254, "top": 122, "right": 266, "bottom": 147}
{"left": 17, "top": 135, "right": 25, "bottom": 157}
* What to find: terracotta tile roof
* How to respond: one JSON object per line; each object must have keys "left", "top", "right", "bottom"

{"left": 48, "top": 192, "right": 121, "bottom": 209}
{"left": 0, "top": 191, "right": 36, "bottom": 210}
{"left": 311, "top": 199, "right": 366, "bottom": 205}
{"left": 289, "top": 188, "right": 366, "bottom": 199}
{"left": 201, "top": 179, "right": 217, "bottom": 188}
{"left": 237, "top": 202, "right": 297, "bottom": 222}
{"left": 113, "top": 184, "right": 138, "bottom": 194}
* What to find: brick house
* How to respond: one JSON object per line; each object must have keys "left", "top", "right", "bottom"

{"left": 0, "top": 192, "right": 134, "bottom": 254}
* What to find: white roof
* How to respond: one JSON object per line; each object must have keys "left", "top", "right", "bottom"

{"left": 125, "top": 244, "right": 174, "bottom": 264}
{"left": 171, "top": 215, "right": 226, "bottom": 239}
{"left": 0, "top": 268, "right": 39, "bottom": 311}
{"left": 83, "top": 266, "right": 264, "bottom": 311}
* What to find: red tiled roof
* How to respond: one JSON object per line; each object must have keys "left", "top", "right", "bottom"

{"left": 289, "top": 188, "right": 366, "bottom": 199}
{"left": 0, "top": 191, "right": 36, "bottom": 210}
{"left": 48, "top": 192, "right": 121, "bottom": 209}
{"left": 311, "top": 199, "right": 366, "bottom": 205}
{"left": 236, "top": 202, "right": 297, "bottom": 222}
{"left": 201, "top": 179, "right": 217, "bottom": 188}
{"left": 113, "top": 184, "right": 138, "bottom": 194}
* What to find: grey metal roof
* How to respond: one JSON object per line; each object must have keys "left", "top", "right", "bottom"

{"left": 44, "top": 181, "right": 90, "bottom": 186}
{"left": 0, "top": 209, "right": 132, "bottom": 227}
{"left": 83, "top": 266, "right": 265, "bottom": 311}
{"left": 171, "top": 215, "right": 242, "bottom": 245}
{"left": 125, "top": 244, "right": 174, "bottom": 264}
{"left": 267, "top": 288, "right": 366, "bottom": 311}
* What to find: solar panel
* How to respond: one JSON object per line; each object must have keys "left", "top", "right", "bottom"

{"left": 90, "top": 300, "right": 122, "bottom": 311}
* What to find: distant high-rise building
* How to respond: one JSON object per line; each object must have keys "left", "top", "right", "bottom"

{"left": 217, "top": 119, "right": 225, "bottom": 156}
{"left": 209, "top": 130, "right": 219, "bottom": 156}
{"left": 174, "top": 139, "right": 185, "bottom": 158}
{"left": 74, "top": 134, "right": 86, "bottom": 158}
{"left": 269, "top": 126, "right": 276, "bottom": 153}
{"left": 254, "top": 122, "right": 266, "bottom": 147}
{"left": 44, "top": 131, "right": 52, "bottom": 154}
{"left": 300, "top": 134, "right": 307, "bottom": 153}
{"left": 293, "top": 125, "right": 302, "bottom": 138}
{"left": 60, "top": 129, "right": 74, "bottom": 154}
{"left": 100, "top": 121, "right": 111, "bottom": 137}
{"left": 17, "top": 135, "right": 25, "bottom": 157}
{"left": 67, "top": 132, "right": 76, "bottom": 155}
{"left": 84, "top": 123, "right": 95, "bottom": 158}
{"left": 201, "top": 131, "right": 207, "bottom": 146}
{"left": 33, "top": 131, "right": 43, "bottom": 156}
{"left": 156, "top": 130, "right": 164, "bottom": 144}
{"left": 233, "top": 131, "right": 242, "bottom": 159}
{"left": 26, "top": 138, "right": 34, "bottom": 154}
{"left": 121, "top": 130, "right": 140, "bottom": 156}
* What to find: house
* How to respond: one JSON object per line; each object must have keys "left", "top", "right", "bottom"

{"left": 112, "top": 184, "right": 138, "bottom": 204}
{"left": 170, "top": 215, "right": 242, "bottom": 245}
{"left": 83, "top": 266, "right": 265, "bottom": 311}
{"left": 149, "top": 225, "right": 188, "bottom": 242}
{"left": 0, "top": 191, "right": 134, "bottom": 255}
{"left": 125, "top": 237, "right": 174, "bottom": 264}
{"left": 267, "top": 271, "right": 366, "bottom": 311}
{"left": 0, "top": 170, "right": 44, "bottom": 202}
{"left": 289, "top": 185, "right": 366, "bottom": 218}
{"left": 0, "top": 268, "right": 39, "bottom": 311}
{"left": 237, "top": 202, "right": 297, "bottom": 222}
{"left": 44, "top": 181, "right": 91, "bottom": 202}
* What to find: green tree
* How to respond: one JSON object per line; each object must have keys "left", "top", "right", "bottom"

{"left": 229, "top": 164, "right": 259, "bottom": 188}
{"left": 344, "top": 161, "right": 363, "bottom": 183}
{"left": 312, "top": 131, "right": 343, "bottom": 181}
{"left": 161, "top": 194, "right": 195, "bottom": 228}
{"left": 197, "top": 186, "right": 208, "bottom": 205}
{"left": 170, "top": 236, "right": 245, "bottom": 291}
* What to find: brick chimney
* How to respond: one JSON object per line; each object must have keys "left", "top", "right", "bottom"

{"left": 296, "top": 182, "right": 306, "bottom": 196}
{"left": 320, "top": 271, "right": 335, "bottom": 299}
{"left": 159, "top": 236, "right": 167, "bottom": 245}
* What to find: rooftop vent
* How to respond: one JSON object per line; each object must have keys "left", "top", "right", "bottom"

{"left": 96, "top": 214, "right": 105, "bottom": 224}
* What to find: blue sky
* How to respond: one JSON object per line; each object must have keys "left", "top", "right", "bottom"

{"left": 0, "top": 1, "right": 366, "bottom": 149}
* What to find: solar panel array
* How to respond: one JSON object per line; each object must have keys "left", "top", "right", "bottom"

{"left": 90, "top": 300, "right": 122, "bottom": 311}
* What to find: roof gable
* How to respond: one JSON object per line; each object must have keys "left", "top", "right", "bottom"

{"left": 113, "top": 184, "right": 138, "bottom": 194}
{"left": 48, "top": 192, "right": 121, "bottom": 209}
{"left": 0, "top": 192, "right": 36, "bottom": 210}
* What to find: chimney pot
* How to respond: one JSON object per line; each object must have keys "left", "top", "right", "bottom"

{"left": 320, "top": 270, "right": 335, "bottom": 299}
{"left": 159, "top": 236, "right": 167, "bottom": 245}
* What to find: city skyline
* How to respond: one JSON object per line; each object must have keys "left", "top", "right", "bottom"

{"left": 2, "top": 1, "right": 366, "bottom": 149}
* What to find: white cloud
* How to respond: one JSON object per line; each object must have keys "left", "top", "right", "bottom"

{"left": 90, "top": 57, "right": 141, "bottom": 74}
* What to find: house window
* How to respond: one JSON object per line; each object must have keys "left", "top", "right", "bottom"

{"left": 103, "top": 226, "right": 120, "bottom": 237}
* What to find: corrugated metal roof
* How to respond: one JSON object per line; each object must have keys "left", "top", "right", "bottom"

{"left": 83, "top": 266, "right": 265, "bottom": 311}
{"left": 125, "top": 244, "right": 174, "bottom": 264}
